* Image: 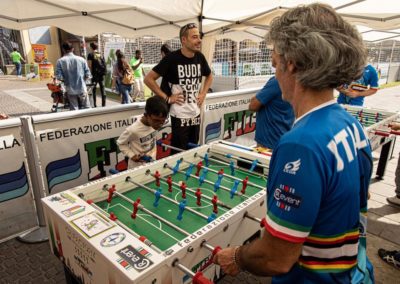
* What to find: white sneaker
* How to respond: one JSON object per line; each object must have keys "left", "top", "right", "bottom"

{"left": 387, "top": 196, "right": 400, "bottom": 207}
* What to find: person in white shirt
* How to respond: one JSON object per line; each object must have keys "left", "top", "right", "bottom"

{"left": 117, "top": 96, "right": 168, "bottom": 169}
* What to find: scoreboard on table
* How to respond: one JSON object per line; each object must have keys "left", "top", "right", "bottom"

{"left": 42, "top": 141, "right": 270, "bottom": 284}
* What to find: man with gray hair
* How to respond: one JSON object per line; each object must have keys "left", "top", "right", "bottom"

{"left": 214, "top": 4, "right": 374, "bottom": 283}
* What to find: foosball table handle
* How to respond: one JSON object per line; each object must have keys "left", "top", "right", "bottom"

{"left": 374, "top": 131, "right": 390, "bottom": 137}
{"left": 192, "top": 271, "right": 214, "bottom": 284}
{"left": 188, "top": 142, "right": 200, "bottom": 149}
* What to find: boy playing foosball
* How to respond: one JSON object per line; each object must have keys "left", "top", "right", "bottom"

{"left": 117, "top": 96, "right": 169, "bottom": 169}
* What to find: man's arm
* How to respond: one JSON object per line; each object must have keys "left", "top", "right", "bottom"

{"left": 55, "top": 60, "right": 64, "bottom": 81}
{"left": 338, "top": 87, "right": 377, "bottom": 99}
{"left": 144, "top": 70, "right": 166, "bottom": 99}
{"left": 83, "top": 61, "right": 91, "bottom": 80}
{"left": 131, "top": 58, "right": 142, "bottom": 70}
{"left": 214, "top": 230, "right": 302, "bottom": 276}
{"left": 249, "top": 96, "right": 263, "bottom": 111}
{"left": 197, "top": 73, "right": 213, "bottom": 107}
{"left": 144, "top": 70, "right": 184, "bottom": 105}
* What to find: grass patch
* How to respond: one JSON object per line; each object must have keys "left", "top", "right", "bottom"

{"left": 379, "top": 81, "right": 400, "bottom": 89}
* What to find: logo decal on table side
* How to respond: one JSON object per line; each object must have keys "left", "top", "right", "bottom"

{"left": 100, "top": 232, "right": 126, "bottom": 247}
{"left": 61, "top": 205, "right": 85, "bottom": 217}
{"left": 116, "top": 245, "right": 153, "bottom": 271}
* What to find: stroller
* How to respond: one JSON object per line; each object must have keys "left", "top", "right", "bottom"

{"left": 47, "top": 77, "right": 68, "bottom": 112}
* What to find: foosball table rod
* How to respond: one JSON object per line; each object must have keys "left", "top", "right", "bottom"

{"left": 157, "top": 141, "right": 266, "bottom": 177}
{"left": 125, "top": 177, "right": 211, "bottom": 221}
{"left": 179, "top": 158, "right": 265, "bottom": 190}
{"left": 374, "top": 129, "right": 400, "bottom": 137}
{"left": 164, "top": 162, "right": 250, "bottom": 199}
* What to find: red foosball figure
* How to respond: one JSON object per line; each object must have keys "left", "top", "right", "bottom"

{"left": 195, "top": 188, "right": 202, "bottom": 206}
{"left": 154, "top": 170, "right": 161, "bottom": 187}
{"left": 180, "top": 182, "right": 187, "bottom": 199}
{"left": 212, "top": 195, "right": 218, "bottom": 214}
{"left": 167, "top": 176, "right": 173, "bottom": 192}
{"left": 241, "top": 176, "right": 249, "bottom": 194}
{"left": 109, "top": 212, "right": 118, "bottom": 221}
{"left": 195, "top": 161, "right": 203, "bottom": 176}
{"left": 131, "top": 198, "right": 141, "bottom": 219}
{"left": 107, "top": 185, "right": 116, "bottom": 203}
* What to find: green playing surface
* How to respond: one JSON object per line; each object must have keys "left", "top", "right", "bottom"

{"left": 96, "top": 160, "right": 267, "bottom": 251}
{"left": 345, "top": 109, "right": 387, "bottom": 128}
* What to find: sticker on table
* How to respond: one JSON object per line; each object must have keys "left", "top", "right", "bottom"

{"left": 100, "top": 232, "right": 126, "bottom": 247}
{"left": 61, "top": 205, "right": 85, "bottom": 217}
{"left": 116, "top": 245, "right": 153, "bottom": 272}
{"left": 71, "top": 212, "right": 114, "bottom": 238}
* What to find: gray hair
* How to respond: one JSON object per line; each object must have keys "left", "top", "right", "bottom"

{"left": 267, "top": 3, "right": 366, "bottom": 90}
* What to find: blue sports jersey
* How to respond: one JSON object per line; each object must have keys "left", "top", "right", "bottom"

{"left": 265, "top": 101, "right": 373, "bottom": 283}
{"left": 337, "top": 65, "right": 379, "bottom": 106}
{"left": 255, "top": 77, "right": 294, "bottom": 149}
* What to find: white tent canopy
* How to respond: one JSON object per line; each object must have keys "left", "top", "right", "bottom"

{"left": 1, "top": 0, "right": 400, "bottom": 42}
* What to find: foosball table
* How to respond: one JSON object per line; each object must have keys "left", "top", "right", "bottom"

{"left": 343, "top": 105, "right": 400, "bottom": 179}
{"left": 42, "top": 141, "right": 270, "bottom": 284}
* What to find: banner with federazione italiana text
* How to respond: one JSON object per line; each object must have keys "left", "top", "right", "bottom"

{"left": 202, "top": 91, "right": 256, "bottom": 146}
{"left": 32, "top": 106, "right": 172, "bottom": 195}
{"left": 0, "top": 120, "right": 37, "bottom": 241}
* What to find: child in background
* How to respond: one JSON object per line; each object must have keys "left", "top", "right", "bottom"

{"left": 117, "top": 96, "right": 168, "bottom": 169}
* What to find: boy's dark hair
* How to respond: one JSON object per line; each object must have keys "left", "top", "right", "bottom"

{"left": 90, "top": 42, "right": 98, "bottom": 50}
{"left": 145, "top": 96, "right": 169, "bottom": 117}
{"left": 13, "top": 47, "right": 17, "bottom": 51}
{"left": 62, "top": 42, "right": 73, "bottom": 52}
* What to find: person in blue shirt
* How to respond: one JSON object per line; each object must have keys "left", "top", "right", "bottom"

{"left": 249, "top": 76, "right": 294, "bottom": 149}
{"left": 337, "top": 64, "right": 379, "bottom": 106}
{"left": 56, "top": 42, "right": 91, "bottom": 110}
{"left": 214, "top": 4, "right": 374, "bottom": 283}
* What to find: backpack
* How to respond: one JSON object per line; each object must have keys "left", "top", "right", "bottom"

{"left": 92, "top": 52, "right": 106, "bottom": 76}
{"left": 121, "top": 67, "right": 135, "bottom": 85}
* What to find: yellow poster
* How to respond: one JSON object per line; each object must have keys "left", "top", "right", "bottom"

{"left": 31, "top": 44, "right": 48, "bottom": 63}
{"left": 39, "top": 63, "right": 54, "bottom": 80}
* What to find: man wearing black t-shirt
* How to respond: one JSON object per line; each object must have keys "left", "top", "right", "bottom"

{"left": 87, "top": 42, "right": 106, "bottom": 107}
{"left": 145, "top": 23, "right": 213, "bottom": 151}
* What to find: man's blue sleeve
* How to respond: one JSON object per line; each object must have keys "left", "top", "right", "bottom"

{"left": 255, "top": 77, "right": 280, "bottom": 106}
{"left": 265, "top": 143, "right": 325, "bottom": 243}
{"left": 367, "top": 65, "right": 379, "bottom": 88}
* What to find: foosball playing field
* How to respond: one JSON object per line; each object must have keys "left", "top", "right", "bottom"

{"left": 42, "top": 141, "right": 271, "bottom": 284}
{"left": 96, "top": 158, "right": 267, "bottom": 251}
{"left": 345, "top": 107, "right": 391, "bottom": 127}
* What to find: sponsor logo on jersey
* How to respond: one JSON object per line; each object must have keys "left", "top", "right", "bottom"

{"left": 273, "top": 184, "right": 302, "bottom": 211}
{"left": 283, "top": 159, "right": 301, "bottom": 175}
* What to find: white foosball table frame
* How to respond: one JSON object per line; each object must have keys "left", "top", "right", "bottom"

{"left": 42, "top": 141, "right": 270, "bottom": 284}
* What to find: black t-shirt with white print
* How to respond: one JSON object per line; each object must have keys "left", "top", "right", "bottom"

{"left": 153, "top": 50, "right": 211, "bottom": 119}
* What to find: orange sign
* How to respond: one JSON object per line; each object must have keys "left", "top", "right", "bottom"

{"left": 32, "top": 44, "right": 48, "bottom": 63}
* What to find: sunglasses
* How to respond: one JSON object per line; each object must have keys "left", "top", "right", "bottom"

{"left": 179, "top": 23, "right": 197, "bottom": 38}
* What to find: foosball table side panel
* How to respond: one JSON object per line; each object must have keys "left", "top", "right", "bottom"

{"left": 42, "top": 192, "right": 170, "bottom": 284}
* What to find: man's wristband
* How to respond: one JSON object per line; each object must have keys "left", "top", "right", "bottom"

{"left": 233, "top": 246, "right": 242, "bottom": 271}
